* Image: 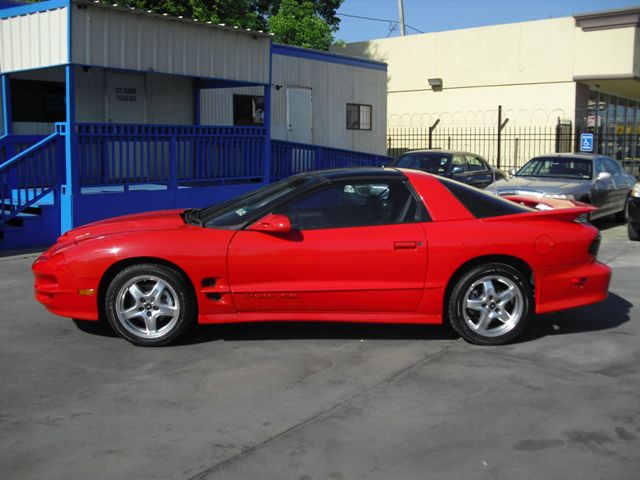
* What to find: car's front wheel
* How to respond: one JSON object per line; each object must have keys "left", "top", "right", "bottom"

{"left": 105, "top": 263, "right": 195, "bottom": 346}
{"left": 447, "top": 263, "right": 533, "bottom": 345}
{"left": 629, "top": 220, "right": 640, "bottom": 241}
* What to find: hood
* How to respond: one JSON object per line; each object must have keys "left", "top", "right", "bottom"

{"left": 59, "top": 209, "right": 189, "bottom": 243}
{"left": 488, "top": 176, "right": 589, "bottom": 196}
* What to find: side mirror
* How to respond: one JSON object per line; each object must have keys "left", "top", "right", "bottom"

{"left": 509, "top": 168, "right": 517, "bottom": 177}
{"left": 596, "top": 171, "right": 612, "bottom": 181}
{"left": 248, "top": 214, "right": 292, "bottom": 233}
{"left": 451, "top": 166, "right": 464, "bottom": 175}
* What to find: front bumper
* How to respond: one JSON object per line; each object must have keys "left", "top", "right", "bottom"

{"left": 32, "top": 252, "right": 100, "bottom": 321}
{"left": 535, "top": 260, "right": 611, "bottom": 314}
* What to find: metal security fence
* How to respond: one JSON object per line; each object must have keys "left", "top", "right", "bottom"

{"left": 388, "top": 122, "right": 640, "bottom": 178}
{"left": 388, "top": 125, "right": 561, "bottom": 172}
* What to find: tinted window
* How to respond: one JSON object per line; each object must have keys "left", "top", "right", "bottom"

{"left": 466, "top": 156, "right": 487, "bottom": 171}
{"left": 451, "top": 155, "right": 467, "bottom": 172}
{"left": 274, "top": 179, "right": 427, "bottom": 230}
{"left": 438, "top": 177, "right": 533, "bottom": 218}
{"left": 517, "top": 157, "right": 592, "bottom": 179}
{"left": 202, "top": 175, "right": 317, "bottom": 228}
{"left": 396, "top": 153, "right": 450, "bottom": 174}
{"left": 603, "top": 158, "right": 623, "bottom": 176}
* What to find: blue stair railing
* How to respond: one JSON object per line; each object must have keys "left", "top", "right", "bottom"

{"left": 0, "top": 132, "right": 63, "bottom": 227}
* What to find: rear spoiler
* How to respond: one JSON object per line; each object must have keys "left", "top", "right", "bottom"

{"left": 482, "top": 195, "right": 597, "bottom": 223}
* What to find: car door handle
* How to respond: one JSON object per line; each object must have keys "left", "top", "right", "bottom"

{"left": 394, "top": 241, "right": 418, "bottom": 250}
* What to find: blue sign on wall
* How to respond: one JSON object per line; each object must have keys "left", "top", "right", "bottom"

{"left": 580, "top": 133, "right": 594, "bottom": 153}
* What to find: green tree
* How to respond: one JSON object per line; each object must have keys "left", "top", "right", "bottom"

{"left": 119, "top": 0, "right": 343, "bottom": 50}
{"left": 268, "top": 0, "right": 335, "bottom": 50}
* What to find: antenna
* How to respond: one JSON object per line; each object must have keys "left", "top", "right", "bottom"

{"left": 397, "top": 0, "right": 406, "bottom": 36}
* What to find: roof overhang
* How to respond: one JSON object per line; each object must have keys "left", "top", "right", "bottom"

{"left": 574, "top": 7, "right": 640, "bottom": 31}
{"left": 574, "top": 74, "right": 640, "bottom": 99}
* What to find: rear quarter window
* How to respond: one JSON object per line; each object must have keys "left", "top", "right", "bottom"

{"left": 437, "top": 177, "right": 533, "bottom": 218}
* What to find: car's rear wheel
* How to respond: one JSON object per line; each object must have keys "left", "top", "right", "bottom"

{"left": 105, "top": 263, "right": 195, "bottom": 346}
{"left": 448, "top": 263, "right": 533, "bottom": 345}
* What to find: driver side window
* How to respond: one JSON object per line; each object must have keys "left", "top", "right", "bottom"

{"left": 274, "top": 180, "right": 425, "bottom": 230}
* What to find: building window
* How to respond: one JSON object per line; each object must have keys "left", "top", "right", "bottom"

{"left": 233, "top": 95, "right": 264, "bottom": 126}
{"left": 346, "top": 103, "right": 372, "bottom": 130}
{"left": 10, "top": 79, "right": 65, "bottom": 123}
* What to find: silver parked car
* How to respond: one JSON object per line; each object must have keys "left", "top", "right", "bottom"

{"left": 488, "top": 154, "right": 635, "bottom": 221}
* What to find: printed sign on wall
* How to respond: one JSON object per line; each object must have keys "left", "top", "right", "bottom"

{"left": 105, "top": 72, "right": 146, "bottom": 123}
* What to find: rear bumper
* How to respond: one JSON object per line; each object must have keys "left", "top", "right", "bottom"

{"left": 535, "top": 260, "right": 611, "bottom": 314}
{"left": 32, "top": 252, "right": 99, "bottom": 321}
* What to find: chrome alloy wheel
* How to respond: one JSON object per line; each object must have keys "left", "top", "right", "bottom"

{"left": 115, "top": 275, "right": 181, "bottom": 339}
{"left": 462, "top": 275, "right": 524, "bottom": 338}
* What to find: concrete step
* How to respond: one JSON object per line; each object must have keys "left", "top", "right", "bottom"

{"left": 0, "top": 204, "right": 60, "bottom": 250}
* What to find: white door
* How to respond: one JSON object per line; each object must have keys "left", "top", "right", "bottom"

{"left": 105, "top": 72, "right": 146, "bottom": 123}
{"left": 287, "top": 87, "right": 312, "bottom": 144}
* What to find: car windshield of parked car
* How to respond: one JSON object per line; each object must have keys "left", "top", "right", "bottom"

{"left": 516, "top": 157, "right": 592, "bottom": 179}
{"left": 200, "top": 175, "right": 318, "bottom": 228}
{"left": 395, "top": 153, "right": 451, "bottom": 174}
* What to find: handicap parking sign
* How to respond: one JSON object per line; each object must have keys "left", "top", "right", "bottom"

{"left": 580, "top": 133, "right": 594, "bottom": 152}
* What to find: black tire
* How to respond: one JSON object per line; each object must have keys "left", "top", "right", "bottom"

{"left": 629, "top": 221, "right": 640, "bottom": 241}
{"left": 105, "top": 263, "right": 195, "bottom": 346}
{"left": 447, "top": 263, "right": 533, "bottom": 346}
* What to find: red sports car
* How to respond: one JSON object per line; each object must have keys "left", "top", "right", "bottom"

{"left": 33, "top": 168, "right": 611, "bottom": 347}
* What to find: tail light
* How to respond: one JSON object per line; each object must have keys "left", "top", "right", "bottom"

{"left": 588, "top": 233, "right": 601, "bottom": 256}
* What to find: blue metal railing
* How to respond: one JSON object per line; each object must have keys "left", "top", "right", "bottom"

{"left": 74, "top": 123, "right": 267, "bottom": 188}
{"left": 0, "top": 132, "right": 63, "bottom": 226}
{"left": 271, "top": 140, "right": 390, "bottom": 179}
{"left": 0, "top": 134, "right": 46, "bottom": 164}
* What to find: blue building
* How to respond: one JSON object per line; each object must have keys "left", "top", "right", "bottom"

{"left": 0, "top": 0, "right": 388, "bottom": 250}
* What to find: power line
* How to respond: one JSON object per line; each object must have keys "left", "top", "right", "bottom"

{"left": 338, "top": 12, "right": 424, "bottom": 34}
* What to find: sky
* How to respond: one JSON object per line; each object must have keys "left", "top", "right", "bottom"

{"left": 335, "top": 0, "right": 640, "bottom": 43}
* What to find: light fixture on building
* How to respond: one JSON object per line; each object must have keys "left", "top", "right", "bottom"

{"left": 428, "top": 78, "right": 443, "bottom": 92}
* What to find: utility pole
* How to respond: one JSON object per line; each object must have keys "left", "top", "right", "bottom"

{"left": 397, "top": 0, "right": 406, "bottom": 36}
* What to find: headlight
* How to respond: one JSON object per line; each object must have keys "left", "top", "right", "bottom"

{"left": 544, "top": 193, "right": 575, "bottom": 200}
{"left": 631, "top": 183, "right": 640, "bottom": 198}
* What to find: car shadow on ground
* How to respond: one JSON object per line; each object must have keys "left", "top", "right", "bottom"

{"left": 522, "top": 292, "right": 633, "bottom": 342}
{"left": 590, "top": 216, "right": 624, "bottom": 231}
{"left": 178, "top": 322, "right": 459, "bottom": 345}
{"left": 72, "top": 293, "right": 632, "bottom": 346}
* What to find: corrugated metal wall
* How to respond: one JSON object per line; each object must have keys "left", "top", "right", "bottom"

{"left": 147, "top": 74, "right": 193, "bottom": 124}
{"left": 270, "top": 54, "right": 387, "bottom": 155}
{"left": 201, "top": 86, "right": 263, "bottom": 125}
{"left": 0, "top": 7, "right": 68, "bottom": 73}
{"left": 76, "top": 67, "right": 194, "bottom": 124}
{"left": 199, "top": 56, "right": 387, "bottom": 155}
{"left": 71, "top": 5, "right": 270, "bottom": 85}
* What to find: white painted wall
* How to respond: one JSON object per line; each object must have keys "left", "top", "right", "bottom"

{"left": 336, "top": 16, "right": 639, "bottom": 127}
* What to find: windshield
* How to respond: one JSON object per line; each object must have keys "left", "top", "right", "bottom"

{"left": 200, "top": 175, "right": 318, "bottom": 228}
{"left": 395, "top": 153, "right": 451, "bottom": 174}
{"left": 517, "top": 157, "right": 592, "bottom": 179}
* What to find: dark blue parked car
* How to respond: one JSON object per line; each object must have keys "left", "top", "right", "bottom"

{"left": 392, "top": 150, "right": 506, "bottom": 189}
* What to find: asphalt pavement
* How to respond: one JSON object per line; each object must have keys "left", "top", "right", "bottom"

{"left": 1, "top": 220, "right": 639, "bottom": 480}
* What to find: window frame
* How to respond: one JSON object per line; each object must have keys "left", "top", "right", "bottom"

{"left": 232, "top": 94, "right": 265, "bottom": 126}
{"left": 273, "top": 178, "right": 428, "bottom": 230}
{"left": 346, "top": 103, "right": 373, "bottom": 131}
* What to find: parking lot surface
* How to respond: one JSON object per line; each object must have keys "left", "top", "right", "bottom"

{"left": 1, "top": 220, "right": 639, "bottom": 480}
